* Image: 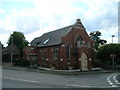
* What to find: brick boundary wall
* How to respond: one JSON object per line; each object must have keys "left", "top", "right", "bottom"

{"left": 2, "top": 63, "right": 14, "bottom": 66}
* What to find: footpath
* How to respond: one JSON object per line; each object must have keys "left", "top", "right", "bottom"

{"left": 2, "top": 66, "right": 119, "bottom": 75}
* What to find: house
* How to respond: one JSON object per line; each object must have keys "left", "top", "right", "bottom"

{"left": 2, "top": 44, "right": 20, "bottom": 63}
{"left": 24, "top": 19, "right": 93, "bottom": 70}
{"left": 23, "top": 46, "right": 38, "bottom": 67}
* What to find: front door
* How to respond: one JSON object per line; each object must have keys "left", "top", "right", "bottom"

{"left": 81, "top": 52, "right": 88, "bottom": 71}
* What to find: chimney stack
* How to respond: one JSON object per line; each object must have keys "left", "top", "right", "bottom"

{"left": 76, "top": 19, "right": 81, "bottom": 23}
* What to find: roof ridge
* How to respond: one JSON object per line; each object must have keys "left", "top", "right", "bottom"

{"left": 31, "top": 24, "right": 74, "bottom": 46}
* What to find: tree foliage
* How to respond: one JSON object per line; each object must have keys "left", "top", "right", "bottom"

{"left": 7, "top": 31, "right": 29, "bottom": 56}
{"left": 89, "top": 31, "right": 107, "bottom": 50}
{"left": 97, "top": 44, "right": 120, "bottom": 66}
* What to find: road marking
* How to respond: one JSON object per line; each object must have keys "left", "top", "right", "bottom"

{"left": 107, "top": 74, "right": 114, "bottom": 81}
{"left": 107, "top": 73, "right": 120, "bottom": 87}
{"left": 112, "top": 85, "right": 117, "bottom": 87}
{"left": 3, "top": 77, "right": 41, "bottom": 84}
{"left": 66, "top": 84, "right": 113, "bottom": 88}
{"left": 107, "top": 74, "right": 115, "bottom": 87}
{"left": 114, "top": 73, "right": 120, "bottom": 84}
{"left": 113, "top": 74, "right": 118, "bottom": 83}
{"left": 66, "top": 84, "right": 91, "bottom": 88}
{"left": 18, "top": 78, "right": 41, "bottom": 83}
{"left": 27, "top": 80, "right": 41, "bottom": 83}
{"left": 109, "top": 82, "right": 113, "bottom": 85}
{"left": 3, "top": 77, "right": 18, "bottom": 80}
{"left": 19, "top": 79, "right": 31, "bottom": 82}
{"left": 71, "top": 85, "right": 91, "bottom": 87}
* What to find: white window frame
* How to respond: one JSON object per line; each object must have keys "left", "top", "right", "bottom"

{"left": 76, "top": 36, "right": 83, "bottom": 47}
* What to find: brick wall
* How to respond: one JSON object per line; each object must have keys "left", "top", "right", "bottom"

{"left": 24, "top": 21, "right": 93, "bottom": 70}
{"left": 60, "top": 26, "right": 93, "bottom": 70}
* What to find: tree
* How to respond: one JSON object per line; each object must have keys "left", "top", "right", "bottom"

{"left": 7, "top": 31, "right": 29, "bottom": 56}
{"left": 97, "top": 44, "right": 120, "bottom": 68}
{"left": 89, "top": 31, "right": 107, "bottom": 50}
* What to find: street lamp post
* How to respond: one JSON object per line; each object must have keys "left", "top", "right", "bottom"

{"left": 111, "top": 35, "right": 115, "bottom": 69}
{"left": 112, "top": 35, "right": 115, "bottom": 43}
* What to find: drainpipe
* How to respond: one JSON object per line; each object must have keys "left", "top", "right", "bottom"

{"left": 89, "top": 58, "right": 92, "bottom": 70}
{"left": 79, "top": 58, "right": 82, "bottom": 71}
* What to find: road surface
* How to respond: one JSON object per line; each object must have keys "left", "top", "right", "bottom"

{"left": 2, "top": 69, "right": 120, "bottom": 88}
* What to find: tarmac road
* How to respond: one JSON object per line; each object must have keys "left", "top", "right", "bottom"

{"left": 2, "top": 68, "right": 120, "bottom": 88}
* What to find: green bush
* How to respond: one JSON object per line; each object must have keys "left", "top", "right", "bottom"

{"left": 96, "top": 44, "right": 120, "bottom": 68}
{"left": 14, "top": 59, "right": 30, "bottom": 66}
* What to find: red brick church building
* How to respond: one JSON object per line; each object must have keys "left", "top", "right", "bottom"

{"left": 24, "top": 19, "right": 93, "bottom": 71}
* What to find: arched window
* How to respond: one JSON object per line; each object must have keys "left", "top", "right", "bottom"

{"left": 53, "top": 48, "right": 58, "bottom": 60}
{"left": 41, "top": 50, "right": 46, "bottom": 60}
{"left": 66, "top": 44, "right": 71, "bottom": 60}
{"left": 76, "top": 36, "right": 83, "bottom": 47}
{"left": 87, "top": 42, "right": 91, "bottom": 48}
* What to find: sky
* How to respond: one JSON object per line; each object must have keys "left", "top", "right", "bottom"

{"left": 0, "top": 0, "right": 119, "bottom": 46}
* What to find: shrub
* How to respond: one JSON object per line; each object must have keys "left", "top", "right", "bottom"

{"left": 14, "top": 59, "right": 30, "bottom": 66}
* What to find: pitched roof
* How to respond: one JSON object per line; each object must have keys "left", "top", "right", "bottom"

{"left": 2, "top": 44, "right": 20, "bottom": 54}
{"left": 31, "top": 25, "right": 73, "bottom": 47}
{"left": 31, "top": 19, "right": 85, "bottom": 47}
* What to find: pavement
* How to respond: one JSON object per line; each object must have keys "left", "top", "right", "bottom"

{"left": 2, "top": 65, "right": 119, "bottom": 75}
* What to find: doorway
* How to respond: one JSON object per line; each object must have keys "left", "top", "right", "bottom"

{"left": 81, "top": 52, "right": 88, "bottom": 71}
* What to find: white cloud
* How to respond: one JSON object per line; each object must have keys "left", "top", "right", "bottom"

{"left": 83, "top": 0, "right": 118, "bottom": 30}
{"left": 99, "top": 26, "right": 118, "bottom": 43}
{"left": 4, "top": 15, "right": 17, "bottom": 32}
{"left": 0, "top": 8, "right": 41, "bottom": 33}
{"left": 0, "top": 33, "right": 9, "bottom": 46}
{"left": 0, "top": 0, "right": 119, "bottom": 46}
{"left": 0, "top": 9, "right": 5, "bottom": 13}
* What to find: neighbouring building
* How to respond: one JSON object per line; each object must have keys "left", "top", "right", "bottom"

{"left": 24, "top": 19, "right": 93, "bottom": 71}
{"left": 23, "top": 46, "right": 38, "bottom": 67}
{"left": 2, "top": 44, "right": 20, "bottom": 63}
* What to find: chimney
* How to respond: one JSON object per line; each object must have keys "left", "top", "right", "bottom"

{"left": 76, "top": 19, "right": 81, "bottom": 24}
{"left": 75, "top": 19, "right": 81, "bottom": 25}
{"left": 74, "top": 18, "right": 85, "bottom": 30}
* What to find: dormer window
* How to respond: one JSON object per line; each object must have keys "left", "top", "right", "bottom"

{"left": 76, "top": 36, "right": 83, "bottom": 47}
{"left": 43, "top": 39, "right": 50, "bottom": 44}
